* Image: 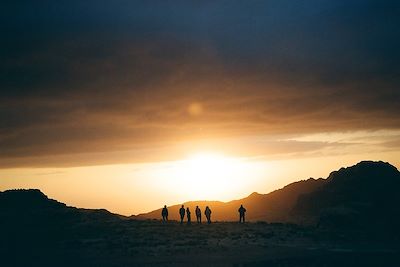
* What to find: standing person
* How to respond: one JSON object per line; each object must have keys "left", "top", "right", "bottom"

{"left": 205, "top": 206, "right": 212, "bottom": 224}
{"left": 186, "top": 207, "right": 191, "bottom": 225}
{"left": 238, "top": 204, "right": 247, "bottom": 223}
{"left": 161, "top": 205, "right": 168, "bottom": 222}
{"left": 195, "top": 206, "right": 202, "bottom": 224}
{"left": 179, "top": 205, "right": 185, "bottom": 224}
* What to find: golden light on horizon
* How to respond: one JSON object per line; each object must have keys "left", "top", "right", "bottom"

{"left": 1, "top": 149, "right": 400, "bottom": 216}
{"left": 148, "top": 152, "right": 267, "bottom": 201}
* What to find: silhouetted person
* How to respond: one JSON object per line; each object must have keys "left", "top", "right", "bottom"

{"left": 195, "top": 205, "right": 202, "bottom": 223}
{"left": 205, "top": 206, "right": 212, "bottom": 224}
{"left": 161, "top": 205, "right": 168, "bottom": 222}
{"left": 179, "top": 205, "right": 185, "bottom": 224}
{"left": 186, "top": 207, "right": 191, "bottom": 225}
{"left": 238, "top": 204, "right": 246, "bottom": 223}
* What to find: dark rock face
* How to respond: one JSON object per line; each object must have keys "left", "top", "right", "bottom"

{"left": 0, "top": 189, "right": 124, "bottom": 267}
{"left": 0, "top": 189, "right": 66, "bottom": 214}
{"left": 292, "top": 161, "right": 400, "bottom": 230}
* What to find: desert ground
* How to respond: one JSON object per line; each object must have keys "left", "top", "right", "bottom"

{"left": 2, "top": 218, "right": 399, "bottom": 267}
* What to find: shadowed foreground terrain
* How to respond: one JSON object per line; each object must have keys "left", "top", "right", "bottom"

{"left": 1, "top": 161, "right": 400, "bottom": 266}
{"left": 1, "top": 194, "right": 399, "bottom": 266}
{"left": 1, "top": 216, "right": 400, "bottom": 267}
{"left": 1, "top": 198, "right": 399, "bottom": 267}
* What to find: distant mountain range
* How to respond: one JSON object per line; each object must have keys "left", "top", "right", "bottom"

{"left": 135, "top": 161, "right": 400, "bottom": 228}
{"left": 1, "top": 161, "right": 400, "bottom": 229}
{"left": 134, "top": 178, "right": 324, "bottom": 222}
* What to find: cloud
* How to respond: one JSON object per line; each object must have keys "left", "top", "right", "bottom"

{"left": 0, "top": 1, "right": 399, "bottom": 167}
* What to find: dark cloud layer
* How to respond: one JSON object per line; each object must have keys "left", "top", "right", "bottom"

{"left": 1, "top": 1, "right": 399, "bottom": 167}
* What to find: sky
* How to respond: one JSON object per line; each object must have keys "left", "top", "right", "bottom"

{"left": 1, "top": 1, "right": 400, "bottom": 215}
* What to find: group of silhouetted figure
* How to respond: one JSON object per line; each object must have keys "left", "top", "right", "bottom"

{"left": 161, "top": 204, "right": 247, "bottom": 224}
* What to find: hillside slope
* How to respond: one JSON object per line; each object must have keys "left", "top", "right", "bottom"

{"left": 136, "top": 178, "right": 325, "bottom": 222}
{"left": 136, "top": 161, "right": 400, "bottom": 225}
{"left": 292, "top": 161, "right": 400, "bottom": 229}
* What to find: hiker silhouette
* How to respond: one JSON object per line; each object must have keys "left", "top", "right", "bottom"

{"left": 238, "top": 204, "right": 246, "bottom": 223}
{"left": 195, "top": 205, "right": 202, "bottom": 223}
{"left": 161, "top": 205, "right": 168, "bottom": 222}
{"left": 186, "top": 207, "right": 191, "bottom": 225}
{"left": 179, "top": 205, "right": 185, "bottom": 224}
{"left": 205, "top": 206, "right": 212, "bottom": 224}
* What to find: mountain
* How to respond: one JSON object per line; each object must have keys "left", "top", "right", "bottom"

{"left": 2, "top": 161, "right": 399, "bottom": 227}
{"left": 136, "top": 178, "right": 325, "bottom": 222}
{"left": 136, "top": 161, "right": 400, "bottom": 226}
{"left": 0, "top": 189, "right": 123, "bottom": 234}
{"left": 291, "top": 161, "right": 400, "bottom": 230}
{"left": 0, "top": 188, "right": 122, "bottom": 219}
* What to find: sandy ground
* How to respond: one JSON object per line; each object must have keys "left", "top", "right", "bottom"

{"left": 2, "top": 220, "right": 399, "bottom": 266}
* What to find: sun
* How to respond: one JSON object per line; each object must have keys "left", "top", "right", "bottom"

{"left": 138, "top": 151, "right": 267, "bottom": 203}
{"left": 165, "top": 152, "right": 262, "bottom": 200}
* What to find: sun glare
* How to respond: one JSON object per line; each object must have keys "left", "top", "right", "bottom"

{"left": 155, "top": 152, "right": 265, "bottom": 201}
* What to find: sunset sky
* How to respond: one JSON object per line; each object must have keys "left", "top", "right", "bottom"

{"left": 1, "top": 1, "right": 399, "bottom": 215}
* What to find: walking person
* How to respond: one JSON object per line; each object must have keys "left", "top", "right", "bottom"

{"left": 186, "top": 207, "right": 191, "bottom": 225}
{"left": 205, "top": 206, "right": 212, "bottom": 224}
{"left": 179, "top": 205, "right": 185, "bottom": 224}
{"left": 238, "top": 204, "right": 246, "bottom": 223}
{"left": 161, "top": 205, "right": 168, "bottom": 222}
{"left": 195, "top": 206, "right": 202, "bottom": 223}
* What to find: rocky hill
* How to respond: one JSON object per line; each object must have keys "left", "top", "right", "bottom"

{"left": 136, "top": 161, "right": 400, "bottom": 226}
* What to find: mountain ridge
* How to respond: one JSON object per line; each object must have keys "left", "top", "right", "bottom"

{"left": 291, "top": 160, "right": 400, "bottom": 228}
{"left": 133, "top": 177, "right": 325, "bottom": 222}
{"left": 1, "top": 160, "right": 399, "bottom": 226}
{"left": 135, "top": 160, "right": 400, "bottom": 224}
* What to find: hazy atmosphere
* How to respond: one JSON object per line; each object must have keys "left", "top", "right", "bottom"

{"left": 1, "top": 1, "right": 399, "bottom": 215}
